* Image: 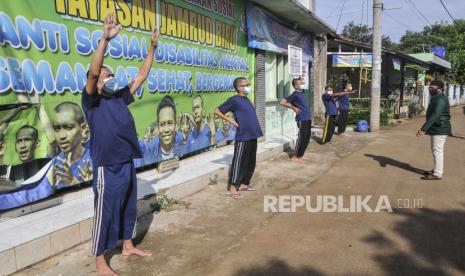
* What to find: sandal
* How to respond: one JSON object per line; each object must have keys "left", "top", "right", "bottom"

{"left": 225, "top": 192, "right": 243, "bottom": 199}
{"left": 239, "top": 187, "right": 256, "bottom": 192}
{"left": 423, "top": 170, "right": 434, "bottom": 176}
{"left": 421, "top": 174, "right": 442, "bottom": 180}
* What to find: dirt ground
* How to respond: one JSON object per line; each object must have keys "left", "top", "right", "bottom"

{"left": 15, "top": 106, "right": 465, "bottom": 276}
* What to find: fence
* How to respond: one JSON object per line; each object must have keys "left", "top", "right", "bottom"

{"left": 448, "top": 85, "right": 465, "bottom": 107}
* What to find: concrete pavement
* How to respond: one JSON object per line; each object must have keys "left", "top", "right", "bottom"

{"left": 15, "top": 106, "right": 465, "bottom": 276}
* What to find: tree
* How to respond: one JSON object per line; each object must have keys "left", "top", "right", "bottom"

{"left": 397, "top": 20, "right": 465, "bottom": 84}
{"left": 341, "top": 21, "right": 396, "bottom": 48}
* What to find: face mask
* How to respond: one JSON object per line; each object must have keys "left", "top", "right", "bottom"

{"left": 429, "top": 87, "right": 439, "bottom": 96}
{"left": 327, "top": 90, "right": 333, "bottom": 95}
{"left": 244, "top": 86, "right": 251, "bottom": 94}
{"left": 103, "top": 77, "right": 119, "bottom": 94}
{"left": 299, "top": 84, "right": 305, "bottom": 90}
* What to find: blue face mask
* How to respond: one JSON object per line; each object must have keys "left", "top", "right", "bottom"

{"left": 103, "top": 77, "right": 119, "bottom": 95}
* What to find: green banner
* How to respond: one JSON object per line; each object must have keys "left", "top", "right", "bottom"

{"left": 0, "top": 0, "right": 254, "bottom": 209}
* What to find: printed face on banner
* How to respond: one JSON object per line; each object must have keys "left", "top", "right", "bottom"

{"left": 15, "top": 126, "right": 39, "bottom": 163}
{"left": 158, "top": 106, "right": 176, "bottom": 151}
{"left": 0, "top": 0, "right": 253, "bottom": 210}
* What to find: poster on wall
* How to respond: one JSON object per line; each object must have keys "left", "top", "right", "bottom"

{"left": 332, "top": 54, "right": 372, "bottom": 68}
{"left": 288, "top": 45, "right": 303, "bottom": 77}
{"left": 0, "top": 0, "right": 254, "bottom": 210}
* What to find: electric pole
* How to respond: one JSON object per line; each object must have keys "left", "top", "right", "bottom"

{"left": 371, "top": 0, "right": 382, "bottom": 131}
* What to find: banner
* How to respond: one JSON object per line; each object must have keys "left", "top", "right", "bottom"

{"left": 0, "top": 0, "right": 254, "bottom": 210}
{"left": 245, "top": 3, "right": 312, "bottom": 59}
{"left": 245, "top": 3, "right": 312, "bottom": 88}
{"left": 332, "top": 54, "right": 372, "bottom": 68}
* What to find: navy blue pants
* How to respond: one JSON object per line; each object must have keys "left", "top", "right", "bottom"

{"left": 92, "top": 162, "right": 137, "bottom": 256}
{"left": 295, "top": 120, "right": 312, "bottom": 157}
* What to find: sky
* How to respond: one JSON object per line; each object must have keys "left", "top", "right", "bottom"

{"left": 315, "top": 0, "right": 465, "bottom": 42}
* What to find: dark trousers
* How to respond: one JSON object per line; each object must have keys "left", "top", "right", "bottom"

{"left": 92, "top": 162, "right": 137, "bottom": 256}
{"left": 228, "top": 139, "right": 257, "bottom": 189}
{"left": 322, "top": 115, "right": 336, "bottom": 143}
{"left": 295, "top": 120, "right": 312, "bottom": 157}
{"left": 338, "top": 110, "right": 349, "bottom": 133}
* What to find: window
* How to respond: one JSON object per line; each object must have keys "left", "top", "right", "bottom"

{"left": 265, "top": 52, "right": 290, "bottom": 101}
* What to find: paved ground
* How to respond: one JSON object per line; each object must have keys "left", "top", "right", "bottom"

{"left": 16, "top": 106, "right": 465, "bottom": 276}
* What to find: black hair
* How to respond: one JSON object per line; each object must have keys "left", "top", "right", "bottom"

{"left": 16, "top": 125, "right": 38, "bottom": 141}
{"left": 431, "top": 80, "right": 444, "bottom": 89}
{"left": 233, "top": 77, "right": 247, "bottom": 91}
{"left": 292, "top": 78, "right": 302, "bottom": 88}
{"left": 54, "top": 102, "right": 85, "bottom": 124}
{"left": 157, "top": 95, "right": 176, "bottom": 123}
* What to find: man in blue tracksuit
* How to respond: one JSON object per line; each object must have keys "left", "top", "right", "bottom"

{"left": 214, "top": 77, "right": 263, "bottom": 199}
{"left": 280, "top": 78, "right": 312, "bottom": 161}
{"left": 322, "top": 85, "right": 338, "bottom": 144}
{"left": 82, "top": 13, "right": 157, "bottom": 276}
{"left": 322, "top": 85, "right": 353, "bottom": 144}
{"left": 337, "top": 82, "right": 352, "bottom": 136}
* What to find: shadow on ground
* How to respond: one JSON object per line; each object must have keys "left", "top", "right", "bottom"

{"left": 363, "top": 207, "right": 465, "bottom": 275}
{"left": 311, "top": 135, "right": 324, "bottom": 144}
{"left": 364, "top": 154, "right": 425, "bottom": 175}
{"left": 233, "top": 258, "right": 323, "bottom": 276}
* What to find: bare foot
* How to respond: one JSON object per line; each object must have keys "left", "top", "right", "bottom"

{"left": 238, "top": 184, "right": 255, "bottom": 191}
{"left": 122, "top": 240, "right": 152, "bottom": 257}
{"left": 96, "top": 256, "right": 118, "bottom": 276}
{"left": 122, "top": 246, "right": 152, "bottom": 257}
{"left": 238, "top": 184, "right": 248, "bottom": 190}
{"left": 290, "top": 156, "right": 303, "bottom": 162}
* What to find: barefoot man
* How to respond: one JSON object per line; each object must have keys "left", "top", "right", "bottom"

{"left": 214, "top": 77, "right": 263, "bottom": 199}
{"left": 279, "top": 77, "right": 312, "bottom": 161}
{"left": 82, "top": 14, "right": 157, "bottom": 275}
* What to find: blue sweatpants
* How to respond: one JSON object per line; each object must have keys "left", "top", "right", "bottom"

{"left": 92, "top": 161, "right": 137, "bottom": 256}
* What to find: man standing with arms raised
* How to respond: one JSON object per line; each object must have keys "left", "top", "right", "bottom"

{"left": 82, "top": 13, "right": 158, "bottom": 276}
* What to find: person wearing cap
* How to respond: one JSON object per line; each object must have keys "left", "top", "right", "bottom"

{"left": 416, "top": 80, "right": 451, "bottom": 180}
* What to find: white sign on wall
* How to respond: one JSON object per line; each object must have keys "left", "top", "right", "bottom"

{"left": 288, "top": 45, "right": 303, "bottom": 76}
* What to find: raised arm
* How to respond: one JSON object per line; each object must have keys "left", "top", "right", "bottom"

{"left": 331, "top": 91, "right": 356, "bottom": 97}
{"left": 129, "top": 29, "right": 159, "bottom": 95}
{"left": 85, "top": 13, "right": 121, "bottom": 95}
{"left": 0, "top": 106, "right": 23, "bottom": 125}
